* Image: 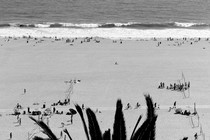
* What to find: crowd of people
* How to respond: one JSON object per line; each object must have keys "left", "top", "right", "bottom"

{"left": 158, "top": 81, "right": 190, "bottom": 92}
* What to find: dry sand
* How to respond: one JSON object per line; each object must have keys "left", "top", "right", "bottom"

{"left": 0, "top": 37, "right": 210, "bottom": 140}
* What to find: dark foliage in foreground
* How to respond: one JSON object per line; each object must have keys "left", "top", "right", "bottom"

{"left": 29, "top": 116, "right": 57, "bottom": 140}
{"left": 112, "top": 99, "right": 126, "bottom": 140}
{"left": 30, "top": 94, "right": 157, "bottom": 140}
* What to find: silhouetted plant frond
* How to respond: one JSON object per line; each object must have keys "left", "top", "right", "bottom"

{"left": 103, "top": 129, "right": 111, "bottom": 140}
{"left": 30, "top": 94, "right": 157, "bottom": 140}
{"left": 144, "top": 94, "right": 155, "bottom": 119}
{"left": 131, "top": 94, "right": 157, "bottom": 140}
{"left": 75, "top": 104, "right": 90, "bottom": 140}
{"left": 29, "top": 116, "right": 58, "bottom": 140}
{"left": 63, "top": 128, "right": 73, "bottom": 140}
{"left": 112, "top": 99, "right": 126, "bottom": 140}
{"left": 130, "top": 115, "right": 142, "bottom": 140}
{"left": 86, "top": 108, "right": 102, "bottom": 140}
{"left": 141, "top": 116, "right": 157, "bottom": 140}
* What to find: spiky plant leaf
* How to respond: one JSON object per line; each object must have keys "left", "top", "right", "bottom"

{"left": 86, "top": 108, "right": 102, "bottom": 140}
{"left": 112, "top": 99, "right": 126, "bottom": 140}
{"left": 63, "top": 128, "right": 73, "bottom": 140}
{"left": 144, "top": 94, "right": 157, "bottom": 140}
{"left": 131, "top": 94, "right": 157, "bottom": 140}
{"left": 103, "top": 129, "right": 111, "bottom": 140}
{"left": 144, "top": 95, "right": 155, "bottom": 119}
{"left": 29, "top": 116, "right": 58, "bottom": 140}
{"left": 130, "top": 115, "right": 142, "bottom": 140}
{"left": 75, "top": 104, "right": 90, "bottom": 140}
{"left": 140, "top": 116, "right": 157, "bottom": 140}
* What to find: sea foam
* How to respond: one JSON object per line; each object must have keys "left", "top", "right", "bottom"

{"left": 0, "top": 27, "right": 210, "bottom": 39}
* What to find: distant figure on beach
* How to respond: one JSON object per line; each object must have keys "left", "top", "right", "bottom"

{"left": 182, "top": 137, "right": 188, "bottom": 140}
{"left": 125, "top": 103, "right": 131, "bottom": 110}
{"left": 27, "top": 107, "right": 31, "bottom": 114}
{"left": 168, "top": 107, "right": 172, "bottom": 112}
{"left": 70, "top": 114, "right": 73, "bottom": 124}
{"left": 194, "top": 133, "right": 198, "bottom": 140}
{"left": 183, "top": 110, "right": 191, "bottom": 116}
{"left": 154, "top": 102, "right": 157, "bottom": 108}
{"left": 135, "top": 102, "right": 140, "bottom": 109}
{"left": 82, "top": 104, "right": 85, "bottom": 110}
{"left": 53, "top": 107, "right": 56, "bottom": 113}
{"left": 61, "top": 122, "right": 65, "bottom": 128}
{"left": 24, "top": 89, "right": 26, "bottom": 94}
{"left": 46, "top": 117, "right": 49, "bottom": 126}
{"left": 188, "top": 81, "right": 190, "bottom": 88}
{"left": 18, "top": 118, "right": 21, "bottom": 125}
{"left": 16, "top": 103, "right": 22, "bottom": 109}
{"left": 173, "top": 101, "right": 176, "bottom": 109}
{"left": 10, "top": 132, "right": 12, "bottom": 139}
{"left": 158, "top": 82, "right": 165, "bottom": 89}
{"left": 60, "top": 131, "right": 63, "bottom": 138}
{"left": 42, "top": 103, "right": 46, "bottom": 109}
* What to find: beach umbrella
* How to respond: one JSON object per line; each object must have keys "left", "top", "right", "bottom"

{"left": 69, "top": 108, "right": 77, "bottom": 115}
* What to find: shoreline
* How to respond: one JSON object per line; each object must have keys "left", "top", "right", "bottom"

{"left": 1, "top": 27, "right": 210, "bottom": 39}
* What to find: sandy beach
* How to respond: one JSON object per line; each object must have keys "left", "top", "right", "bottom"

{"left": 0, "top": 36, "right": 210, "bottom": 140}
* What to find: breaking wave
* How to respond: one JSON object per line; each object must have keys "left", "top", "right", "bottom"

{"left": 0, "top": 21, "right": 210, "bottom": 39}
{"left": 0, "top": 22, "right": 209, "bottom": 29}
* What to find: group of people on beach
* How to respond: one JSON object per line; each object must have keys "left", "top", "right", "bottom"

{"left": 168, "top": 101, "right": 197, "bottom": 116}
{"left": 51, "top": 99, "right": 71, "bottom": 106}
{"left": 158, "top": 81, "right": 190, "bottom": 92}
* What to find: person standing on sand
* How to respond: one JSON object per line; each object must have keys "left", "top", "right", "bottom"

{"left": 47, "top": 117, "right": 49, "bottom": 126}
{"left": 82, "top": 104, "right": 85, "bottom": 110}
{"left": 10, "top": 132, "right": 12, "bottom": 139}
{"left": 24, "top": 89, "right": 26, "bottom": 94}
{"left": 173, "top": 101, "right": 176, "bottom": 109}
{"left": 70, "top": 114, "right": 73, "bottom": 124}
{"left": 19, "top": 118, "right": 22, "bottom": 126}
{"left": 60, "top": 131, "right": 63, "bottom": 138}
{"left": 154, "top": 102, "right": 157, "bottom": 108}
{"left": 194, "top": 133, "right": 198, "bottom": 140}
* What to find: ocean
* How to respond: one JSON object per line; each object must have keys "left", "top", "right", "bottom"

{"left": 0, "top": 0, "right": 210, "bottom": 39}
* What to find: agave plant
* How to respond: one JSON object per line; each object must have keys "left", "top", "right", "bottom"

{"left": 75, "top": 94, "right": 157, "bottom": 140}
{"left": 30, "top": 94, "right": 157, "bottom": 140}
{"left": 29, "top": 116, "right": 57, "bottom": 140}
